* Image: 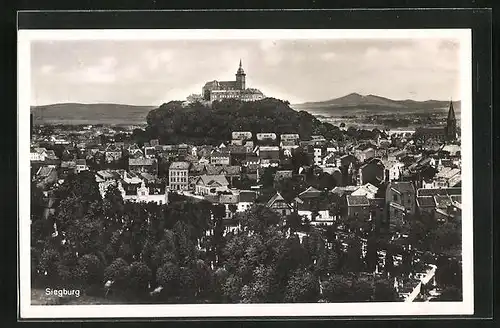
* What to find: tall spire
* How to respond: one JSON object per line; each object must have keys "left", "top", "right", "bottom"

{"left": 239, "top": 59, "right": 242, "bottom": 68}
{"left": 447, "top": 99, "right": 456, "bottom": 121}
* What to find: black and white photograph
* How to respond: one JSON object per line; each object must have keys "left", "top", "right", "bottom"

{"left": 18, "top": 28, "right": 473, "bottom": 318}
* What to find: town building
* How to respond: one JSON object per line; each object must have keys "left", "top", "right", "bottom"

{"left": 195, "top": 174, "right": 229, "bottom": 196}
{"left": 168, "top": 161, "right": 190, "bottom": 191}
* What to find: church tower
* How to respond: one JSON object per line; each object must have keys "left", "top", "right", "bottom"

{"left": 235, "top": 59, "right": 246, "bottom": 90}
{"left": 445, "top": 100, "right": 457, "bottom": 142}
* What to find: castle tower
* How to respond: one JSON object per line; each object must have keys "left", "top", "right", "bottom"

{"left": 445, "top": 100, "right": 457, "bottom": 142}
{"left": 235, "top": 59, "right": 246, "bottom": 90}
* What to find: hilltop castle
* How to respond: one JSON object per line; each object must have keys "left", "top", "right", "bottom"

{"left": 200, "top": 60, "right": 265, "bottom": 102}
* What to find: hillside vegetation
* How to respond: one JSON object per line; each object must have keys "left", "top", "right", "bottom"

{"left": 145, "top": 98, "right": 345, "bottom": 145}
{"left": 31, "top": 103, "right": 156, "bottom": 125}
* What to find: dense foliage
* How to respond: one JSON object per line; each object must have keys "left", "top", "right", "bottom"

{"left": 31, "top": 172, "right": 400, "bottom": 303}
{"left": 145, "top": 98, "right": 346, "bottom": 145}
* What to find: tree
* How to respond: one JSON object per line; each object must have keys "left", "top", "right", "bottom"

{"left": 349, "top": 277, "right": 374, "bottom": 301}
{"left": 322, "top": 274, "right": 352, "bottom": 302}
{"left": 365, "top": 237, "right": 378, "bottom": 273}
{"left": 156, "top": 261, "right": 180, "bottom": 297}
{"left": 222, "top": 274, "right": 243, "bottom": 303}
{"left": 284, "top": 268, "right": 319, "bottom": 303}
{"left": 75, "top": 254, "right": 103, "bottom": 286}
{"left": 127, "top": 261, "right": 152, "bottom": 293}
{"left": 436, "top": 286, "right": 462, "bottom": 301}
{"left": 239, "top": 265, "right": 274, "bottom": 303}
{"left": 373, "top": 279, "right": 398, "bottom": 301}
{"left": 345, "top": 237, "right": 363, "bottom": 273}
{"left": 104, "top": 258, "right": 129, "bottom": 288}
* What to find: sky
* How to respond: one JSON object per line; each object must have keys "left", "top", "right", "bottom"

{"left": 30, "top": 38, "right": 462, "bottom": 106}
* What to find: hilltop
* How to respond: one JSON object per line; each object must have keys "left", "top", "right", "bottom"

{"left": 292, "top": 93, "right": 461, "bottom": 113}
{"left": 145, "top": 98, "right": 345, "bottom": 145}
{"left": 30, "top": 103, "right": 156, "bottom": 125}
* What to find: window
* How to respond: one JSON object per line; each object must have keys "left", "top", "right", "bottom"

{"left": 393, "top": 194, "right": 397, "bottom": 202}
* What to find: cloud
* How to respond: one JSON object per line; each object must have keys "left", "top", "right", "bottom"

{"left": 320, "top": 52, "right": 336, "bottom": 61}
{"left": 40, "top": 65, "right": 54, "bottom": 75}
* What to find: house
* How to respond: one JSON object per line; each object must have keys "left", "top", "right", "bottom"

{"left": 351, "top": 183, "right": 379, "bottom": 199}
{"left": 30, "top": 148, "right": 47, "bottom": 161}
{"left": 76, "top": 159, "right": 88, "bottom": 173}
{"left": 346, "top": 195, "right": 370, "bottom": 219}
{"left": 381, "top": 158, "right": 404, "bottom": 182}
{"left": 227, "top": 145, "right": 250, "bottom": 166}
{"left": 359, "top": 158, "right": 386, "bottom": 185}
{"left": 231, "top": 131, "right": 253, "bottom": 145}
{"left": 330, "top": 185, "right": 358, "bottom": 197}
{"left": 168, "top": 161, "right": 190, "bottom": 191}
{"left": 144, "top": 146, "right": 156, "bottom": 159}
{"left": 195, "top": 174, "right": 229, "bottom": 196}
{"left": 433, "top": 167, "right": 461, "bottom": 188}
{"left": 105, "top": 144, "right": 122, "bottom": 163}
{"left": 237, "top": 190, "right": 257, "bottom": 212}
{"left": 266, "top": 192, "right": 293, "bottom": 216}
{"left": 274, "top": 170, "right": 293, "bottom": 182}
{"left": 322, "top": 152, "right": 338, "bottom": 168}
{"left": 150, "top": 139, "right": 160, "bottom": 147}
{"left": 210, "top": 149, "right": 231, "bottom": 166}
{"left": 386, "top": 181, "right": 416, "bottom": 215}
{"left": 313, "top": 147, "right": 324, "bottom": 166}
{"left": 280, "top": 134, "right": 300, "bottom": 142}
{"left": 416, "top": 196, "right": 437, "bottom": 215}
{"left": 118, "top": 180, "right": 168, "bottom": 205}
{"left": 35, "top": 165, "right": 58, "bottom": 189}
{"left": 59, "top": 160, "right": 77, "bottom": 177}
{"left": 129, "top": 158, "right": 158, "bottom": 176}
{"left": 257, "top": 146, "right": 280, "bottom": 161}
{"left": 256, "top": 133, "right": 277, "bottom": 143}
{"left": 281, "top": 141, "right": 299, "bottom": 156}
{"left": 354, "top": 146, "right": 376, "bottom": 163}
{"left": 388, "top": 202, "right": 407, "bottom": 229}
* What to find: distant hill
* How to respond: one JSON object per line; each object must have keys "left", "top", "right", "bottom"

{"left": 30, "top": 103, "right": 157, "bottom": 125}
{"left": 292, "top": 93, "right": 461, "bottom": 113}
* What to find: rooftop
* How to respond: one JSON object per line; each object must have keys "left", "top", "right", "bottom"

{"left": 196, "top": 174, "right": 229, "bottom": 187}
{"left": 130, "top": 158, "right": 157, "bottom": 166}
{"left": 416, "top": 196, "right": 436, "bottom": 208}
{"left": 346, "top": 195, "right": 370, "bottom": 207}
{"left": 169, "top": 161, "right": 190, "bottom": 170}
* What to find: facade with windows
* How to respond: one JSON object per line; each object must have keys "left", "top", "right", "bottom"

{"left": 168, "top": 161, "right": 190, "bottom": 191}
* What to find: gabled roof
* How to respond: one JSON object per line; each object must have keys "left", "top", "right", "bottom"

{"left": 416, "top": 196, "right": 436, "bottom": 208}
{"left": 298, "top": 186, "right": 322, "bottom": 199}
{"left": 389, "top": 201, "right": 407, "bottom": 212}
{"left": 196, "top": 174, "right": 229, "bottom": 187}
{"left": 266, "top": 192, "right": 291, "bottom": 208}
{"left": 130, "top": 158, "right": 157, "bottom": 166}
{"left": 390, "top": 181, "right": 415, "bottom": 194}
{"left": 75, "top": 159, "right": 87, "bottom": 166}
{"left": 434, "top": 195, "right": 452, "bottom": 209}
{"left": 169, "top": 161, "right": 190, "bottom": 170}
{"left": 60, "top": 161, "right": 76, "bottom": 169}
{"left": 346, "top": 195, "right": 370, "bottom": 207}
{"left": 331, "top": 186, "right": 358, "bottom": 197}
{"left": 219, "top": 194, "right": 239, "bottom": 204}
{"left": 37, "top": 166, "right": 54, "bottom": 177}
{"left": 105, "top": 143, "right": 121, "bottom": 152}
{"left": 239, "top": 190, "right": 256, "bottom": 203}
{"left": 416, "top": 187, "right": 461, "bottom": 197}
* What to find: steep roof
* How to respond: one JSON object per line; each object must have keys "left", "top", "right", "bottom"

{"left": 390, "top": 181, "right": 415, "bottom": 194}
{"left": 416, "top": 196, "right": 436, "bottom": 208}
{"left": 434, "top": 195, "right": 453, "bottom": 209}
{"left": 347, "top": 195, "right": 370, "bottom": 207}
{"left": 169, "top": 161, "right": 190, "bottom": 170}
{"left": 130, "top": 158, "right": 157, "bottom": 166}
{"left": 266, "top": 192, "right": 290, "bottom": 208}
{"left": 196, "top": 174, "right": 229, "bottom": 187}
{"left": 239, "top": 190, "right": 256, "bottom": 203}
{"left": 417, "top": 187, "right": 461, "bottom": 197}
{"left": 298, "top": 186, "right": 322, "bottom": 199}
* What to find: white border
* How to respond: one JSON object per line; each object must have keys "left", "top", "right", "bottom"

{"left": 18, "top": 29, "right": 473, "bottom": 319}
